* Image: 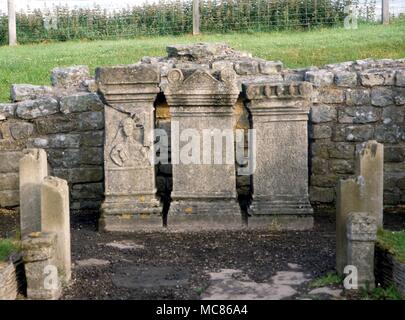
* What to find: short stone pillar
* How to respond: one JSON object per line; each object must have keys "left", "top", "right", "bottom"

{"left": 336, "top": 140, "right": 383, "bottom": 275}
{"left": 41, "top": 177, "right": 71, "bottom": 283}
{"left": 96, "top": 64, "right": 162, "bottom": 231}
{"left": 346, "top": 212, "right": 377, "bottom": 289}
{"left": 164, "top": 68, "right": 242, "bottom": 229}
{"left": 22, "top": 232, "right": 61, "bottom": 300}
{"left": 356, "top": 141, "right": 384, "bottom": 228}
{"left": 243, "top": 82, "right": 314, "bottom": 229}
{"left": 19, "top": 148, "right": 48, "bottom": 237}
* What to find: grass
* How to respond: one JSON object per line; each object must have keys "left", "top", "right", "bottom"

{"left": 360, "top": 285, "right": 402, "bottom": 300}
{"left": 309, "top": 272, "right": 343, "bottom": 288}
{"left": 0, "top": 20, "right": 404, "bottom": 102}
{"left": 0, "top": 238, "right": 19, "bottom": 262}
{"left": 377, "top": 229, "right": 405, "bottom": 263}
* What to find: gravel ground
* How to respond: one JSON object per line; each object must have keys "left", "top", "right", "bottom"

{"left": 1, "top": 209, "right": 404, "bottom": 300}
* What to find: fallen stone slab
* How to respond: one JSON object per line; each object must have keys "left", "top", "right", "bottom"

{"left": 75, "top": 258, "right": 110, "bottom": 268}
{"left": 104, "top": 240, "right": 145, "bottom": 251}
{"left": 308, "top": 287, "right": 343, "bottom": 299}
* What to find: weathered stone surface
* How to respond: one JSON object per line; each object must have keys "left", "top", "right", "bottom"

{"left": 0, "top": 259, "right": 19, "bottom": 300}
{"left": 0, "top": 103, "right": 16, "bottom": 118}
{"left": 53, "top": 167, "right": 103, "bottom": 184}
{"left": 346, "top": 212, "right": 377, "bottom": 289}
{"left": 374, "top": 124, "right": 402, "bottom": 144}
{"left": 9, "top": 122, "right": 35, "bottom": 140}
{"left": 345, "top": 89, "right": 371, "bottom": 106}
{"left": 343, "top": 125, "right": 374, "bottom": 142}
{"left": 212, "top": 60, "right": 234, "bottom": 72}
{"left": 0, "top": 173, "right": 19, "bottom": 190}
{"left": 19, "top": 149, "right": 48, "bottom": 237}
{"left": 338, "top": 106, "right": 379, "bottom": 124}
{"left": 384, "top": 146, "right": 404, "bottom": 162}
{"left": 16, "top": 97, "right": 59, "bottom": 120}
{"left": 382, "top": 106, "right": 404, "bottom": 124}
{"left": 259, "top": 61, "right": 283, "bottom": 74}
{"left": 234, "top": 60, "right": 259, "bottom": 75}
{"left": 41, "top": 176, "right": 71, "bottom": 283}
{"left": 310, "top": 175, "right": 339, "bottom": 188}
{"left": 329, "top": 143, "right": 355, "bottom": 159}
{"left": 359, "top": 69, "right": 396, "bottom": 86}
{"left": 311, "top": 124, "right": 332, "bottom": 139}
{"left": 330, "top": 159, "right": 354, "bottom": 174}
{"left": 311, "top": 157, "right": 329, "bottom": 175}
{"left": 305, "top": 70, "right": 334, "bottom": 86}
{"left": 0, "top": 190, "right": 19, "bottom": 207}
{"left": 71, "top": 183, "right": 103, "bottom": 200}
{"left": 396, "top": 70, "right": 405, "bottom": 87}
{"left": 51, "top": 65, "right": 90, "bottom": 88}
{"left": 11, "top": 84, "right": 53, "bottom": 102}
{"left": 311, "top": 142, "right": 329, "bottom": 158}
{"left": 371, "top": 87, "right": 395, "bottom": 107}
{"left": 309, "top": 186, "right": 335, "bottom": 203}
{"left": 0, "top": 152, "right": 22, "bottom": 173}
{"left": 167, "top": 43, "right": 230, "bottom": 59}
{"left": 60, "top": 93, "right": 104, "bottom": 114}
{"left": 318, "top": 88, "right": 345, "bottom": 104}
{"left": 334, "top": 71, "right": 357, "bottom": 87}
{"left": 310, "top": 104, "right": 336, "bottom": 123}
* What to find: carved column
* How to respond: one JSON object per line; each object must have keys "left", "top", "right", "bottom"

{"left": 164, "top": 68, "right": 242, "bottom": 229}
{"left": 244, "top": 82, "right": 314, "bottom": 230}
{"left": 96, "top": 64, "right": 162, "bottom": 231}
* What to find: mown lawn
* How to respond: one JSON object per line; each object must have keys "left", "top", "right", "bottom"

{"left": 0, "top": 20, "right": 404, "bottom": 102}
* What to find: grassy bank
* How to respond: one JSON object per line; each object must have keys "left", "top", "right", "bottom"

{"left": 0, "top": 20, "right": 404, "bottom": 102}
{"left": 378, "top": 229, "right": 405, "bottom": 263}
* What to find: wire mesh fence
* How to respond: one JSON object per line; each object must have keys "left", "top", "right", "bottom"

{"left": 0, "top": 0, "right": 403, "bottom": 45}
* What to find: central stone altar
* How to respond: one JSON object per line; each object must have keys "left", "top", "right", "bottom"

{"left": 163, "top": 68, "right": 242, "bottom": 229}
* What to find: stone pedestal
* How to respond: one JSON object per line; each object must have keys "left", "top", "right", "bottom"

{"left": 96, "top": 64, "right": 163, "bottom": 231}
{"left": 164, "top": 68, "right": 242, "bottom": 229}
{"left": 244, "top": 82, "right": 314, "bottom": 229}
{"left": 19, "top": 149, "right": 48, "bottom": 237}
{"left": 346, "top": 212, "right": 377, "bottom": 289}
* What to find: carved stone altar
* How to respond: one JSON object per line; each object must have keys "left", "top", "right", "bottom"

{"left": 96, "top": 64, "right": 162, "bottom": 231}
{"left": 244, "top": 82, "right": 314, "bottom": 230}
{"left": 163, "top": 68, "right": 242, "bottom": 229}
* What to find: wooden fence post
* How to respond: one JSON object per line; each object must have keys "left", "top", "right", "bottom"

{"left": 193, "top": 0, "right": 200, "bottom": 35}
{"left": 382, "top": 0, "right": 390, "bottom": 25}
{"left": 8, "top": 0, "right": 17, "bottom": 46}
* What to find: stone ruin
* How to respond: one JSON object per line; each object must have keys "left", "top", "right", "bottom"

{"left": 0, "top": 43, "right": 404, "bottom": 233}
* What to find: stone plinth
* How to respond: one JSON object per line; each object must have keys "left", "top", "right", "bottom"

{"left": 41, "top": 177, "right": 71, "bottom": 284}
{"left": 96, "top": 64, "right": 163, "bottom": 231}
{"left": 164, "top": 68, "right": 242, "bottom": 229}
{"left": 346, "top": 212, "right": 377, "bottom": 289}
{"left": 22, "top": 232, "right": 61, "bottom": 300}
{"left": 244, "top": 82, "right": 314, "bottom": 229}
{"left": 19, "top": 149, "right": 48, "bottom": 237}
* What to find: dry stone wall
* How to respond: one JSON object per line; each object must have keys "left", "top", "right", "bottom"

{"left": 0, "top": 44, "right": 404, "bottom": 217}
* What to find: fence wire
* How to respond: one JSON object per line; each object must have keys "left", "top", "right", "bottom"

{"left": 0, "top": 0, "right": 403, "bottom": 45}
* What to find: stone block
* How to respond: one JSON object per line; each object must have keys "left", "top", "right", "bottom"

{"left": 41, "top": 176, "right": 71, "bottom": 283}
{"left": 309, "top": 186, "right": 335, "bottom": 203}
{"left": 359, "top": 70, "right": 396, "bottom": 86}
{"left": 318, "top": 88, "right": 345, "bottom": 104}
{"left": 305, "top": 70, "right": 334, "bottom": 86}
{"left": 382, "top": 106, "right": 404, "bottom": 124}
{"left": 16, "top": 97, "right": 59, "bottom": 120}
{"left": 259, "top": 61, "right": 283, "bottom": 74}
{"left": 0, "top": 151, "right": 22, "bottom": 173}
{"left": 53, "top": 167, "right": 103, "bottom": 184}
{"left": 0, "top": 173, "right": 19, "bottom": 190}
{"left": 338, "top": 106, "right": 379, "bottom": 124}
{"left": 0, "top": 190, "right": 19, "bottom": 207}
{"left": 19, "top": 149, "right": 48, "bottom": 237}
{"left": 396, "top": 70, "right": 405, "bottom": 87}
{"left": 51, "top": 65, "right": 90, "bottom": 88}
{"left": 0, "top": 103, "right": 16, "bottom": 118}
{"left": 71, "top": 183, "right": 103, "bottom": 200}
{"left": 345, "top": 89, "right": 371, "bottom": 106}
{"left": 328, "top": 142, "right": 355, "bottom": 159}
{"left": 334, "top": 71, "right": 358, "bottom": 87}
{"left": 310, "top": 104, "right": 336, "bottom": 123}
{"left": 234, "top": 60, "right": 259, "bottom": 75}
{"left": 311, "top": 124, "right": 332, "bottom": 139}
{"left": 310, "top": 174, "right": 339, "bottom": 188}
{"left": 344, "top": 125, "right": 374, "bottom": 142}
{"left": 371, "top": 87, "right": 395, "bottom": 107}
{"left": 9, "top": 121, "right": 35, "bottom": 140}
{"left": 330, "top": 159, "right": 354, "bottom": 174}
{"left": 60, "top": 93, "right": 104, "bottom": 114}
{"left": 11, "top": 84, "right": 53, "bottom": 102}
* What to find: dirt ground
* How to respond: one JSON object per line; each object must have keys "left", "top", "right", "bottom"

{"left": 1, "top": 209, "right": 404, "bottom": 300}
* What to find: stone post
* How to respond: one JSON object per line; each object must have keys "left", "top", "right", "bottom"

{"left": 41, "top": 177, "right": 71, "bottom": 283}
{"left": 19, "top": 148, "right": 48, "bottom": 237}
{"left": 243, "top": 82, "right": 314, "bottom": 230}
{"left": 96, "top": 64, "right": 162, "bottom": 231}
{"left": 346, "top": 212, "right": 377, "bottom": 289}
{"left": 356, "top": 141, "right": 384, "bottom": 228}
{"left": 22, "top": 232, "right": 61, "bottom": 300}
{"left": 164, "top": 68, "right": 242, "bottom": 229}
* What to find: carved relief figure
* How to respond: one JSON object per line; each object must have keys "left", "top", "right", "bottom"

{"left": 110, "top": 114, "right": 149, "bottom": 167}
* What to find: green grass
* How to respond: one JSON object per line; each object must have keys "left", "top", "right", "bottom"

{"left": 360, "top": 285, "right": 402, "bottom": 300}
{"left": 377, "top": 229, "right": 405, "bottom": 263}
{"left": 0, "top": 238, "right": 19, "bottom": 262}
{"left": 0, "top": 20, "right": 404, "bottom": 102}
{"left": 310, "top": 272, "right": 343, "bottom": 288}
